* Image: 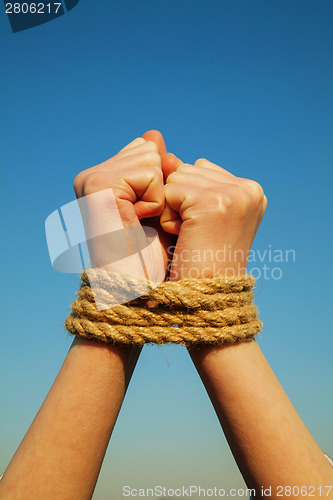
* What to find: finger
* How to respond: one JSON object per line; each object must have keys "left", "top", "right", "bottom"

{"left": 107, "top": 150, "right": 161, "bottom": 171}
{"left": 194, "top": 158, "right": 235, "bottom": 177}
{"left": 142, "top": 130, "right": 167, "bottom": 157}
{"left": 263, "top": 194, "right": 268, "bottom": 214}
{"left": 113, "top": 140, "right": 158, "bottom": 162}
{"left": 161, "top": 183, "right": 203, "bottom": 235}
{"left": 166, "top": 170, "right": 222, "bottom": 189}
{"left": 161, "top": 153, "right": 184, "bottom": 181}
{"left": 165, "top": 163, "right": 266, "bottom": 222}
{"left": 160, "top": 201, "right": 182, "bottom": 235}
{"left": 163, "top": 183, "right": 197, "bottom": 219}
{"left": 81, "top": 137, "right": 150, "bottom": 176}
{"left": 192, "top": 161, "right": 267, "bottom": 217}
{"left": 166, "top": 165, "right": 240, "bottom": 191}
{"left": 258, "top": 195, "right": 268, "bottom": 225}
{"left": 119, "top": 137, "right": 146, "bottom": 153}
{"left": 172, "top": 164, "right": 265, "bottom": 206}
{"left": 251, "top": 194, "right": 267, "bottom": 243}
{"left": 171, "top": 164, "right": 234, "bottom": 185}
{"left": 239, "top": 177, "right": 264, "bottom": 195}
{"left": 90, "top": 167, "right": 164, "bottom": 222}
{"left": 132, "top": 168, "right": 165, "bottom": 219}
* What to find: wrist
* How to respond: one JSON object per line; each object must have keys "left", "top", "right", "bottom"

{"left": 71, "top": 337, "right": 141, "bottom": 373}
{"left": 168, "top": 246, "right": 249, "bottom": 280}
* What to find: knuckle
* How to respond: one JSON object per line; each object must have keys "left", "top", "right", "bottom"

{"left": 243, "top": 179, "right": 265, "bottom": 206}
{"left": 156, "top": 195, "right": 165, "bottom": 210}
{"left": 133, "top": 137, "right": 146, "bottom": 145}
{"left": 164, "top": 183, "right": 172, "bottom": 196}
{"left": 73, "top": 171, "right": 86, "bottom": 195}
{"left": 145, "top": 166, "right": 163, "bottom": 185}
{"left": 227, "top": 184, "right": 253, "bottom": 215}
{"left": 189, "top": 189, "right": 203, "bottom": 204}
{"left": 150, "top": 165, "right": 163, "bottom": 178}
{"left": 144, "top": 140, "right": 158, "bottom": 153}
{"left": 165, "top": 171, "right": 178, "bottom": 183}
{"left": 79, "top": 172, "right": 103, "bottom": 196}
{"left": 166, "top": 163, "right": 192, "bottom": 180}
{"left": 146, "top": 151, "right": 161, "bottom": 166}
{"left": 262, "top": 194, "right": 268, "bottom": 213}
{"left": 175, "top": 163, "right": 191, "bottom": 173}
{"left": 194, "top": 158, "right": 207, "bottom": 167}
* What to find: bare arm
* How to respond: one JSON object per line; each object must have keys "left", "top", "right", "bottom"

{"left": 189, "top": 340, "right": 333, "bottom": 496}
{"left": 0, "top": 340, "right": 140, "bottom": 500}
{"left": 161, "top": 154, "right": 333, "bottom": 496}
{"left": 0, "top": 131, "right": 172, "bottom": 500}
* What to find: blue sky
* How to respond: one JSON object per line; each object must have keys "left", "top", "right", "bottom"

{"left": 0, "top": 0, "right": 332, "bottom": 497}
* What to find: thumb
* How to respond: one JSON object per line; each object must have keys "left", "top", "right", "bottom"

{"left": 142, "top": 130, "right": 183, "bottom": 180}
{"left": 142, "top": 130, "right": 167, "bottom": 157}
{"left": 160, "top": 153, "right": 184, "bottom": 235}
{"left": 161, "top": 152, "right": 183, "bottom": 181}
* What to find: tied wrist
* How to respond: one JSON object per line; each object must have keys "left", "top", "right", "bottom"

{"left": 65, "top": 269, "right": 262, "bottom": 347}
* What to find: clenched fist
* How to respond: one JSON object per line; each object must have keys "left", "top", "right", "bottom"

{"left": 161, "top": 157, "right": 267, "bottom": 279}
{"left": 73, "top": 131, "right": 174, "bottom": 282}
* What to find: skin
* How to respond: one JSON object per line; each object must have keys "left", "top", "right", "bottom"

{"left": 189, "top": 341, "right": 333, "bottom": 495}
{"left": 0, "top": 131, "right": 332, "bottom": 499}
{"left": 161, "top": 147, "right": 333, "bottom": 495}
{"left": 0, "top": 132, "right": 168, "bottom": 500}
{"left": 0, "top": 340, "right": 140, "bottom": 500}
{"left": 161, "top": 157, "right": 267, "bottom": 278}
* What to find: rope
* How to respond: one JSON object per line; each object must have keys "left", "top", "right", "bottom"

{"left": 65, "top": 269, "right": 262, "bottom": 347}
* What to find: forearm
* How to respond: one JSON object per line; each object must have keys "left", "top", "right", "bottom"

{"left": 189, "top": 339, "right": 333, "bottom": 497}
{"left": 0, "top": 338, "right": 141, "bottom": 500}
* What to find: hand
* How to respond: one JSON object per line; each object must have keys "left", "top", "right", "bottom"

{"left": 73, "top": 131, "right": 171, "bottom": 281}
{"left": 140, "top": 131, "right": 178, "bottom": 276}
{"left": 160, "top": 158, "right": 267, "bottom": 279}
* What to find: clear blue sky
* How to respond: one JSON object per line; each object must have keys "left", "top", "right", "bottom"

{"left": 1, "top": 0, "right": 332, "bottom": 497}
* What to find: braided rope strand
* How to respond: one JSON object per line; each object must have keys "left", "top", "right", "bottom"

{"left": 65, "top": 270, "right": 262, "bottom": 347}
